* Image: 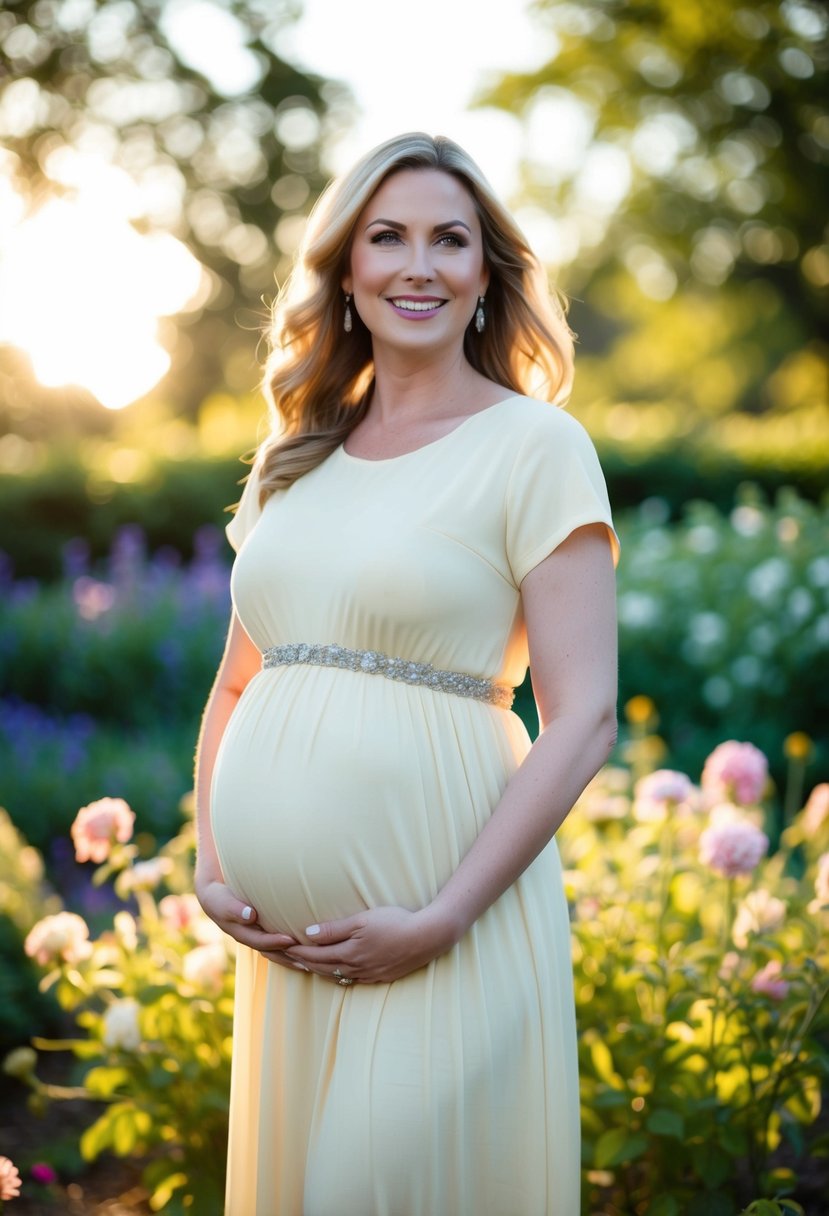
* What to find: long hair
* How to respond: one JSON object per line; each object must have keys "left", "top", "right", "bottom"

{"left": 254, "top": 132, "right": 576, "bottom": 502}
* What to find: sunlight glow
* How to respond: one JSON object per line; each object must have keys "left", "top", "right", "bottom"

{"left": 0, "top": 163, "right": 204, "bottom": 409}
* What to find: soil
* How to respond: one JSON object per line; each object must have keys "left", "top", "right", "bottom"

{"left": 0, "top": 1057, "right": 152, "bottom": 1215}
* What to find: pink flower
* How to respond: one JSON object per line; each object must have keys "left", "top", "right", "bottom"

{"left": 0, "top": 1155, "right": 21, "bottom": 1200}
{"left": 24, "top": 912, "right": 93, "bottom": 967}
{"left": 718, "top": 951, "right": 740, "bottom": 981}
{"left": 750, "top": 960, "right": 789, "bottom": 1000}
{"left": 116, "top": 856, "right": 173, "bottom": 894}
{"left": 633, "top": 769, "right": 695, "bottom": 822}
{"left": 701, "top": 741, "right": 768, "bottom": 806}
{"left": 71, "top": 797, "right": 135, "bottom": 864}
{"left": 802, "top": 784, "right": 829, "bottom": 835}
{"left": 31, "top": 1163, "right": 57, "bottom": 1185}
{"left": 699, "top": 818, "right": 769, "bottom": 878}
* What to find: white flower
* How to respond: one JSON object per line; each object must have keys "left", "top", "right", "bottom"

{"left": 183, "top": 943, "right": 227, "bottom": 994}
{"left": 807, "top": 555, "right": 829, "bottom": 588}
{"left": 102, "top": 998, "right": 142, "bottom": 1051}
{"left": 732, "top": 889, "right": 787, "bottom": 948}
{"left": 685, "top": 524, "right": 720, "bottom": 554}
{"left": 618, "top": 591, "right": 660, "bottom": 629}
{"left": 746, "top": 558, "right": 790, "bottom": 604}
{"left": 731, "top": 505, "right": 766, "bottom": 537}
{"left": 118, "top": 857, "right": 174, "bottom": 893}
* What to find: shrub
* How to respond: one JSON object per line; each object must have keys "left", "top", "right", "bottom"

{"left": 561, "top": 742, "right": 829, "bottom": 1214}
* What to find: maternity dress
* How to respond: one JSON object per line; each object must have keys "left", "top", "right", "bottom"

{"left": 211, "top": 394, "right": 619, "bottom": 1216}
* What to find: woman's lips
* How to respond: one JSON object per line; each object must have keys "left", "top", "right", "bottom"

{"left": 386, "top": 297, "right": 448, "bottom": 319}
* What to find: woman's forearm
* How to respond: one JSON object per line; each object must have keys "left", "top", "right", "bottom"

{"left": 193, "top": 682, "right": 242, "bottom": 893}
{"left": 421, "top": 704, "right": 617, "bottom": 947}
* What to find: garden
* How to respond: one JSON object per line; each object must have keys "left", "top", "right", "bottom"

{"left": 1, "top": 0, "right": 828, "bottom": 1212}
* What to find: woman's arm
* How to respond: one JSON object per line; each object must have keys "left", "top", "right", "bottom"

{"left": 286, "top": 522, "right": 617, "bottom": 981}
{"left": 193, "top": 610, "right": 303, "bottom": 958}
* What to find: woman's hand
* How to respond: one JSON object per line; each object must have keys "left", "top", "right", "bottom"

{"left": 283, "top": 905, "right": 457, "bottom": 984}
{"left": 195, "top": 878, "right": 307, "bottom": 974}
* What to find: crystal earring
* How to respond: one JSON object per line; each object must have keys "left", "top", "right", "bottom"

{"left": 475, "top": 295, "right": 486, "bottom": 334}
{"left": 344, "top": 292, "right": 353, "bottom": 334}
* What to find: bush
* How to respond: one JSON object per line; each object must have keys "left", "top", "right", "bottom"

{"left": 0, "top": 809, "right": 62, "bottom": 1051}
{"left": 614, "top": 487, "right": 829, "bottom": 794}
{"left": 560, "top": 744, "right": 829, "bottom": 1214}
{"left": 9, "top": 745, "right": 828, "bottom": 1213}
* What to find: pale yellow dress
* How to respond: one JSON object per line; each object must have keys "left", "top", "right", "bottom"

{"left": 211, "top": 394, "right": 619, "bottom": 1216}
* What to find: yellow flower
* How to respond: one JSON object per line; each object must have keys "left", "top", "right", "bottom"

{"left": 2, "top": 1046, "right": 36, "bottom": 1080}
{"left": 784, "top": 732, "right": 813, "bottom": 761}
{"left": 625, "top": 695, "right": 658, "bottom": 728}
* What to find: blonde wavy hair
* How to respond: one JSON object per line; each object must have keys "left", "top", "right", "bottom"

{"left": 254, "top": 131, "right": 576, "bottom": 503}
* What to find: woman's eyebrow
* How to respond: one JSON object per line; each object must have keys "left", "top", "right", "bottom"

{"left": 364, "top": 218, "right": 473, "bottom": 234}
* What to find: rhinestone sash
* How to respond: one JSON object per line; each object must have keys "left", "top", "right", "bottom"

{"left": 261, "top": 642, "right": 515, "bottom": 710}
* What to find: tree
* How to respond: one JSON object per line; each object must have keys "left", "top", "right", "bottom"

{"left": 480, "top": 0, "right": 828, "bottom": 422}
{"left": 0, "top": 0, "right": 350, "bottom": 424}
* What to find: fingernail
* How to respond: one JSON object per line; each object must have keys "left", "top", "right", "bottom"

{"left": 296, "top": 964, "right": 310, "bottom": 972}
{"left": 242, "top": 906, "right": 253, "bottom": 922}
{"left": 306, "top": 924, "right": 320, "bottom": 936}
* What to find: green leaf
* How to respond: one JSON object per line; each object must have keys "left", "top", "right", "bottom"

{"left": 113, "top": 1107, "right": 138, "bottom": 1155}
{"left": 717, "top": 1123, "right": 749, "bottom": 1156}
{"left": 149, "top": 1171, "right": 188, "bottom": 1212}
{"left": 647, "top": 1197, "right": 680, "bottom": 1216}
{"left": 690, "top": 1142, "right": 733, "bottom": 1188}
{"left": 688, "top": 1192, "right": 734, "bottom": 1216}
{"left": 594, "top": 1127, "right": 649, "bottom": 1168}
{"left": 136, "top": 984, "right": 177, "bottom": 1005}
{"left": 84, "top": 1065, "right": 131, "bottom": 1098}
{"left": 646, "top": 1108, "right": 685, "bottom": 1139}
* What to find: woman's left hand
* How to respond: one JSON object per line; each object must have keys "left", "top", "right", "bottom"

{"left": 281, "top": 906, "right": 455, "bottom": 984}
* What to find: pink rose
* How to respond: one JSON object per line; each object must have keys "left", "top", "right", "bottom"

{"left": 701, "top": 741, "right": 768, "bottom": 806}
{"left": 0, "top": 1155, "right": 22, "bottom": 1201}
{"left": 633, "top": 769, "right": 695, "bottom": 822}
{"left": 750, "top": 960, "right": 789, "bottom": 1000}
{"left": 802, "top": 784, "right": 829, "bottom": 835}
{"left": 699, "top": 818, "right": 769, "bottom": 878}
{"left": 24, "top": 912, "right": 93, "bottom": 967}
{"left": 71, "top": 797, "right": 135, "bottom": 864}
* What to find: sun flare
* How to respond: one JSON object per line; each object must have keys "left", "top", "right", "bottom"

{"left": 0, "top": 157, "right": 205, "bottom": 410}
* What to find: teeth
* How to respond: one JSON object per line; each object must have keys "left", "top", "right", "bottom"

{"left": 391, "top": 299, "right": 445, "bottom": 312}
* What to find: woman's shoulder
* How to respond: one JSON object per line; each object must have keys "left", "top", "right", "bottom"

{"left": 489, "top": 394, "right": 597, "bottom": 451}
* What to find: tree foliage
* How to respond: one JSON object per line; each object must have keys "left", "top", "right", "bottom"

{"left": 0, "top": 0, "right": 349, "bottom": 415}
{"left": 480, "top": 0, "right": 828, "bottom": 422}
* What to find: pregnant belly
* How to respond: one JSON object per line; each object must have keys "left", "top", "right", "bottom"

{"left": 209, "top": 669, "right": 515, "bottom": 939}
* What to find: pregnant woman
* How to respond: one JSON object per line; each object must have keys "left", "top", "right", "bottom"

{"left": 194, "top": 131, "right": 619, "bottom": 1216}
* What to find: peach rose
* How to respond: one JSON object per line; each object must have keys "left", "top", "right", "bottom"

{"left": 102, "top": 998, "right": 142, "bottom": 1051}
{"left": 24, "top": 912, "right": 93, "bottom": 967}
{"left": 183, "top": 943, "right": 227, "bottom": 994}
{"left": 71, "top": 797, "right": 135, "bottom": 864}
{"left": 732, "top": 889, "right": 786, "bottom": 948}
{"left": 0, "top": 1155, "right": 22, "bottom": 1201}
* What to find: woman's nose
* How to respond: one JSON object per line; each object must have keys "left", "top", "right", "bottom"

{"left": 403, "top": 240, "right": 434, "bottom": 281}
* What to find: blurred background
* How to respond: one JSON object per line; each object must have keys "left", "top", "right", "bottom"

{"left": 1, "top": 0, "right": 827, "bottom": 869}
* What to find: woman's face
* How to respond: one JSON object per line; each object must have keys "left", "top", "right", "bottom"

{"left": 343, "top": 168, "right": 489, "bottom": 359}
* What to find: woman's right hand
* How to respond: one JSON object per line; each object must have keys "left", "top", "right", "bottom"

{"left": 195, "top": 878, "right": 306, "bottom": 972}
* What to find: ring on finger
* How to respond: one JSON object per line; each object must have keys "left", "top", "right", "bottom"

{"left": 332, "top": 968, "right": 354, "bottom": 987}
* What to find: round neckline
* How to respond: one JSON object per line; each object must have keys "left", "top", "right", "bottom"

{"left": 338, "top": 394, "right": 522, "bottom": 465}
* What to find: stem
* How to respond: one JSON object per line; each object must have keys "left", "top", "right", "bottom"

{"left": 722, "top": 876, "right": 735, "bottom": 955}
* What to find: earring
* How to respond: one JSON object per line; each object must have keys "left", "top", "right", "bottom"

{"left": 343, "top": 292, "right": 353, "bottom": 334}
{"left": 475, "top": 295, "right": 486, "bottom": 334}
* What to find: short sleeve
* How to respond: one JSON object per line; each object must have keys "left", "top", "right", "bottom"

{"left": 225, "top": 454, "right": 265, "bottom": 554}
{"left": 505, "top": 410, "right": 620, "bottom": 586}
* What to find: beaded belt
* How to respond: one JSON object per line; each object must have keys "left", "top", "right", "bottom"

{"left": 261, "top": 642, "right": 515, "bottom": 710}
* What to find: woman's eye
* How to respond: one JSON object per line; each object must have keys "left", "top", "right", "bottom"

{"left": 437, "top": 233, "right": 466, "bottom": 247}
{"left": 371, "top": 231, "right": 401, "bottom": 244}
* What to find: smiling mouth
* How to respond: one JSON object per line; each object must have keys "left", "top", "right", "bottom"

{"left": 388, "top": 298, "right": 448, "bottom": 312}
